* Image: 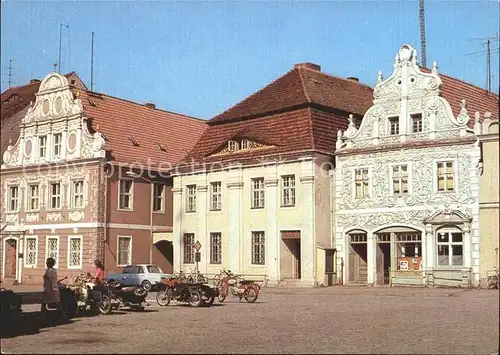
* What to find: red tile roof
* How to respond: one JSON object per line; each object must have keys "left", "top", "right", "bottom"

{"left": 1, "top": 73, "right": 85, "bottom": 157}
{"left": 185, "top": 64, "right": 374, "bottom": 163}
{"left": 421, "top": 67, "right": 499, "bottom": 122}
{"left": 77, "top": 90, "right": 207, "bottom": 167}
{"left": 1, "top": 73, "right": 207, "bottom": 168}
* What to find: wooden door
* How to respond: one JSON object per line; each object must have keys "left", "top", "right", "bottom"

{"left": 376, "top": 244, "right": 384, "bottom": 285}
{"left": 4, "top": 239, "right": 17, "bottom": 278}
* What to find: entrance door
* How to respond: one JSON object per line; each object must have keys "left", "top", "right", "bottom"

{"left": 280, "top": 231, "right": 301, "bottom": 280}
{"left": 376, "top": 233, "right": 391, "bottom": 285}
{"left": 348, "top": 233, "right": 367, "bottom": 283}
{"left": 4, "top": 239, "right": 18, "bottom": 279}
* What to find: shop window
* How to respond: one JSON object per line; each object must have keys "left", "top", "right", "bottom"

{"left": 437, "top": 230, "right": 463, "bottom": 266}
{"left": 395, "top": 233, "right": 422, "bottom": 271}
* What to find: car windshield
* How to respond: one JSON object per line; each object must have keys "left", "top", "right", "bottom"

{"left": 147, "top": 265, "right": 162, "bottom": 273}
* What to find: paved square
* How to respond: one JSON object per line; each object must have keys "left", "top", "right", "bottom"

{"left": 1, "top": 287, "right": 499, "bottom": 354}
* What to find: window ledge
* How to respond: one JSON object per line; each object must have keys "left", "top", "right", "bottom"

{"left": 280, "top": 204, "right": 296, "bottom": 208}
{"left": 45, "top": 208, "right": 62, "bottom": 212}
{"left": 67, "top": 266, "right": 83, "bottom": 270}
{"left": 68, "top": 208, "right": 85, "bottom": 212}
{"left": 185, "top": 210, "right": 197, "bottom": 214}
{"left": 117, "top": 208, "right": 134, "bottom": 212}
{"left": 26, "top": 210, "right": 41, "bottom": 214}
{"left": 152, "top": 210, "right": 165, "bottom": 214}
{"left": 250, "top": 206, "right": 265, "bottom": 210}
{"left": 250, "top": 264, "right": 267, "bottom": 268}
{"left": 5, "top": 210, "right": 19, "bottom": 214}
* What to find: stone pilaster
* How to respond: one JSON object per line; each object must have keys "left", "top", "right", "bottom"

{"left": 367, "top": 231, "right": 375, "bottom": 285}
{"left": 172, "top": 184, "right": 183, "bottom": 273}
{"left": 264, "top": 175, "right": 278, "bottom": 282}
{"left": 196, "top": 184, "right": 208, "bottom": 273}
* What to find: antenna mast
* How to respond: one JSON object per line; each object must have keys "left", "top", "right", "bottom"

{"left": 91, "top": 31, "right": 95, "bottom": 92}
{"left": 58, "top": 23, "right": 69, "bottom": 73}
{"left": 419, "top": 0, "right": 427, "bottom": 68}
{"left": 8, "top": 59, "right": 12, "bottom": 88}
{"left": 470, "top": 36, "right": 499, "bottom": 92}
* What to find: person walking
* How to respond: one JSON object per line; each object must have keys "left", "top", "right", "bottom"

{"left": 41, "top": 257, "right": 60, "bottom": 314}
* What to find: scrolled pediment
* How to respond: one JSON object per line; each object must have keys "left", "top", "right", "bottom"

{"left": 424, "top": 208, "right": 472, "bottom": 225}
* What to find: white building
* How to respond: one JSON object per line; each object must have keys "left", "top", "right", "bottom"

{"left": 334, "top": 45, "right": 485, "bottom": 287}
{"left": 172, "top": 63, "right": 373, "bottom": 286}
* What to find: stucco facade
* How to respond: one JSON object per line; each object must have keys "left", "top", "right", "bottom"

{"left": 334, "top": 45, "right": 482, "bottom": 287}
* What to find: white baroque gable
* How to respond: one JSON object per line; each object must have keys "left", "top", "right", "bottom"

{"left": 336, "top": 44, "right": 475, "bottom": 151}
{"left": 2, "top": 72, "right": 106, "bottom": 168}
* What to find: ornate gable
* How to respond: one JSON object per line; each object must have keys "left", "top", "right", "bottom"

{"left": 2, "top": 72, "right": 105, "bottom": 168}
{"left": 336, "top": 44, "right": 476, "bottom": 151}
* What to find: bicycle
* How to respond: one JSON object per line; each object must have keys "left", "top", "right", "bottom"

{"left": 486, "top": 266, "right": 499, "bottom": 289}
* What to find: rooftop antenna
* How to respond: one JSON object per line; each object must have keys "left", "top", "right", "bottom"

{"left": 91, "top": 31, "right": 95, "bottom": 92}
{"left": 58, "top": 23, "right": 69, "bottom": 73}
{"left": 418, "top": 0, "right": 427, "bottom": 68}
{"left": 471, "top": 36, "right": 499, "bottom": 92}
{"left": 53, "top": 63, "right": 58, "bottom": 72}
{"left": 8, "top": 59, "right": 12, "bottom": 88}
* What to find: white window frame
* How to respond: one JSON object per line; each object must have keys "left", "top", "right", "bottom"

{"left": 117, "top": 236, "right": 133, "bottom": 267}
{"left": 251, "top": 177, "right": 265, "bottom": 209}
{"left": 71, "top": 180, "right": 85, "bottom": 209}
{"left": 118, "top": 179, "right": 134, "bottom": 211}
{"left": 186, "top": 185, "right": 197, "bottom": 212}
{"left": 228, "top": 140, "right": 238, "bottom": 152}
{"left": 240, "top": 139, "right": 249, "bottom": 150}
{"left": 251, "top": 231, "right": 266, "bottom": 265}
{"left": 27, "top": 184, "right": 40, "bottom": 211}
{"left": 53, "top": 133, "right": 62, "bottom": 156}
{"left": 353, "top": 168, "right": 371, "bottom": 199}
{"left": 388, "top": 116, "right": 400, "bottom": 135}
{"left": 389, "top": 164, "right": 411, "bottom": 195}
{"left": 39, "top": 135, "right": 47, "bottom": 158}
{"left": 435, "top": 159, "right": 457, "bottom": 193}
{"left": 67, "top": 236, "right": 83, "bottom": 269}
{"left": 49, "top": 182, "right": 62, "bottom": 210}
{"left": 46, "top": 236, "right": 60, "bottom": 268}
{"left": 210, "top": 182, "right": 222, "bottom": 211}
{"left": 8, "top": 185, "right": 19, "bottom": 212}
{"left": 183, "top": 233, "right": 195, "bottom": 264}
{"left": 436, "top": 228, "right": 464, "bottom": 267}
{"left": 281, "top": 175, "right": 296, "bottom": 207}
{"left": 24, "top": 236, "right": 38, "bottom": 268}
{"left": 210, "top": 232, "right": 222, "bottom": 264}
{"left": 410, "top": 112, "right": 423, "bottom": 133}
{"left": 152, "top": 183, "right": 165, "bottom": 212}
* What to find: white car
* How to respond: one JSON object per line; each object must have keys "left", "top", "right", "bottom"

{"left": 106, "top": 264, "right": 172, "bottom": 292}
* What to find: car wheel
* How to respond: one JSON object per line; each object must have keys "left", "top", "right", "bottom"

{"left": 141, "top": 280, "right": 152, "bottom": 292}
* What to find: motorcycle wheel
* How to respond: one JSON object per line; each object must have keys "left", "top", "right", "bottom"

{"left": 218, "top": 293, "right": 226, "bottom": 303}
{"left": 244, "top": 287, "right": 258, "bottom": 303}
{"left": 213, "top": 274, "right": 221, "bottom": 287}
{"left": 156, "top": 289, "right": 170, "bottom": 307}
{"left": 98, "top": 295, "right": 112, "bottom": 315}
{"left": 188, "top": 290, "right": 202, "bottom": 307}
{"left": 204, "top": 296, "right": 215, "bottom": 306}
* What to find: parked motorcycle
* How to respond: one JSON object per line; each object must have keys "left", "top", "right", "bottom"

{"left": 106, "top": 280, "right": 149, "bottom": 311}
{"left": 156, "top": 276, "right": 203, "bottom": 307}
{"left": 218, "top": 271, "right": 260, "bottom": 303}
{"left": 67, "top": 273, "right": 111, "bottom": 315}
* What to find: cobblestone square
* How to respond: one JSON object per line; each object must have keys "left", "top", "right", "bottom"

{"left": 1, "top": 287, "right": 499, "bottom": 354}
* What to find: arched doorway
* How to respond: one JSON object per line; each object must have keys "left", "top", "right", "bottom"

{"left": 153, "top": 240, "right": 173, "bottom": 273}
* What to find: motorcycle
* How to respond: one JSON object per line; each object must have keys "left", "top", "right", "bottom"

{"left": 218, "top": 271, "right": 260, "bottom": 303}
{"left": 67, "top": 272, "right": 111, "bottom": 315}
{"left": 156, "top": 276, "right": 203, "bottom": 307}
{"left": 106, "top": 280, "right": 149, "bottom": 311}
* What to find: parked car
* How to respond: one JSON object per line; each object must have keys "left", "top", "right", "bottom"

{"left": 106, "top": 264, "right": 172, "bottom": 292}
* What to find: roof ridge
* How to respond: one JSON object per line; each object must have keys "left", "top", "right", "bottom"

{"left": 211, "top": 68, "right": 298, "bottom": 121}
{"left": 79, "top": 89, "right": 205, "bottom": 122}
{"left": 299, "top": 66, "right": 374, "bottom": 90}
{"left": 297, "top": 68, "right": 312, "bottom": 103}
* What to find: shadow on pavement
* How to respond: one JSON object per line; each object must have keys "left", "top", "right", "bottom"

{"left": 0, "top": 311, "right": 75, "bottom": 339}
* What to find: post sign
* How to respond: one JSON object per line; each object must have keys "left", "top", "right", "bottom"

{"left": 195, "top": 252, "right": 201, "bottom": 262}
{"left": 194, "top": 241, "right": 202, "bottom": 251}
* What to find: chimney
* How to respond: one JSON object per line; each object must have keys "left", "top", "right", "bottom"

{"left": 145, "top": 102, "right": 156, "bottom": 109}
{"left": 346, "top": 77, "right": 359, "bottom": 82}
{"left": 294, "top": 62, "right": 321, "bottom": 71}
{"left": 30, "top": 79, "right": 41, "bottom": 84}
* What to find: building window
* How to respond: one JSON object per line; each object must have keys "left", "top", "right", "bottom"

{"left": 68, "top": 236, "right": 82, "bottom": 268}
{"left": 28, "top": 184, "right": 39, "bottom": 211}
{"left": 354, "top": 169, "right": 370, "bottom": 198}
{"left": 8, "top": 186, "right": 19, "bottom": 211}
{"left": 153, "top": 183, "right": 164, "bottom": 212}
{"left": 183, "top": 233, "right": 195, "bottom": 264}
{"left": 186, "top": 185, "right": 196, "bottom": 212}
{"left": 228, "top": 140, "right": 238, "bottom": 152}
{"left": 50, "top": 183, "right": 61, "bottom": 209}
{"left": 53, "top": 133, "right": 62, "bottom": 156}
{"left": 411, "top": 113, "right": 423, "bottom": 133}
{"left": 251, "top": 178, "right": 265, "bottom": 209}
{"left": 240, "top": 139, "right": 249, "bottom": 149}
{"left": 210, "top": 182, "right": 222, "bottom": 211}
{"left": 251, "top": 231, "right": 265, "bottom": 265}
{"left": 119, "top": 180, "right": 133, "bottom": 210}
{"left": 281, "top": 175, "right": 295, "bottom": 207}
{"left": 46, "top": 237, "right": 59, "bottom": 267}
{"left": 389, "top": 116, "right": 399, "bottom": 135}
{"left": 210, "top": 232, "right": 222, "bottom": 264}
{"left": 39, "top": 135, "right": 47, "bottom": 158}
{"left": 72, "top": 180, "right": 84, "bottom": 208}
{"left": 437, "top": 161, "right": 454, "bottom": 192}
{"left": 25, "top": 237, "right": 38, "bottom": 267}
{"left": 117, "top": 236, "right": 132, "bottom": 266}
{"left": 392, "top": 165, "right": 408, "bottom": 194}
{"left": 395, "top": 233, "right": 422, "bottom": 271}
{"left": 437, "top": 230, "right": 463, "bottom": 266}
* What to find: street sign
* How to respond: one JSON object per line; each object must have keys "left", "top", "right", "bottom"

{"left": 194, "top": 240, "right": 202, "bottom": 251}
{"left": 195, "top": 252, "right": 201, "bottom": 262}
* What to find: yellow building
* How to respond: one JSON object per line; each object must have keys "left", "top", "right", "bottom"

{"left": 477, "top": 116, "right": 500, "bottom": 287}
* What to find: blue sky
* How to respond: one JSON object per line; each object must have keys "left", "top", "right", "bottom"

{"left": 1, "top": 1, "right": 499, "bottom": 120}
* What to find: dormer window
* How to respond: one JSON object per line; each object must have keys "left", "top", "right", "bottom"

{"left": 411, "top": 113, "right": 423, "bottom": 133}
{"left": 228, "top": 140, "right": 238, "bottom": 152}
{"left": 389, "top": 116, "right": 399, "bottom": 135}
{"left": 240, "top": 139, "right": 249, "bottom": 150}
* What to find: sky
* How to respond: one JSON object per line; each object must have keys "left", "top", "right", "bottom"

{"left": 1, "top": 0, "right": 499, "bottom": 120}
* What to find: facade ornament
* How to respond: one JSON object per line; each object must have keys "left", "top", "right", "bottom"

{"left": 455, "top": 99, "right": 469, "bottom": 126}
{"left": 335, "top": 130, "right": 343, "bottom": 151}
{"left": 432, "top": 61, "right": 438, "bottom": 75}
{"left": 376, "top": 71, "right": 383, "bottom": 84}
{"left": 344, "top": 114, "right": 357, "bottom": 138}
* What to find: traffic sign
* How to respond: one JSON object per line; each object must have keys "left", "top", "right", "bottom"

{"left": 194, "top": 240, "right": 202, "bottom": 251}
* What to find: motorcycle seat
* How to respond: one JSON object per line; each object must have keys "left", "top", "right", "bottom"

{"left": 239, "top": 280, "right": 254, "bottom": 285}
